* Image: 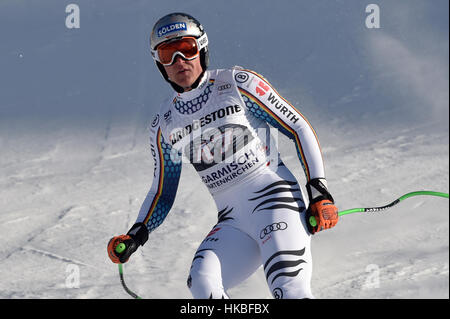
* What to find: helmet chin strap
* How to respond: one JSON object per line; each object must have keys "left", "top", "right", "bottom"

{"left": 164, "top": 69, "right": 207, "bottom": 94}
{"left": 185, "top": 70, "right": 206, "bottom": 90}
{"left": 165, "top": 69, "right": 205, "bottom": 93}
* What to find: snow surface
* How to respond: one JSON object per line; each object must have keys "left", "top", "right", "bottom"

{"left": 0, "top": 0, "right": 448, "bottom": 299}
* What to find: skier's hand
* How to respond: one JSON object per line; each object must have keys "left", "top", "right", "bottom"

{"left": 107, "top": 235, "right": 138, "bottom": 264}
{"left": 305, "top": 178, "right": 339, "bottom": 234}
{"left": 107, "top": 223, "right": 149, "bottom": 264}
{"left": 306, "top": 199, "right": 339, "bottom": 234}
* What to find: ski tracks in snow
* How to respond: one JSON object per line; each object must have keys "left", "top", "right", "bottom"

{"left": 316, "top": 248, "right": 449, "bottom": 299}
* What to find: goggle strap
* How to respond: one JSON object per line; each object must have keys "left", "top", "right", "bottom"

{"left": 197, "top": 33, "right": 208, "bottom": 51}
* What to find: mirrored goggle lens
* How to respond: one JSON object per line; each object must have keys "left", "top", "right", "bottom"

{"left": 157, "top": 37, "right": 199, "bottom": 65}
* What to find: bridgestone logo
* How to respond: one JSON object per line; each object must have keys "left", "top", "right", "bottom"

{"left": 169, "top": 105, "right": 242, "bottom": 145}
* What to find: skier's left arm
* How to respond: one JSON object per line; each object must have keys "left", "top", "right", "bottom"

{"left": 235, "top": 68, "right": 338, "bottom": 234}
{"left": 107, "top": 115, "right": 182, "bottom": 263}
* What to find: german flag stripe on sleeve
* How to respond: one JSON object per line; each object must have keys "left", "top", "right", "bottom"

{"left": 243, "top": 69, "right": 321, "bottom": 147}
{"left": 239, "top": 83, "right": 322, "bottom": 182}
{"left": 143, "top": 128, "right": 165, "bottom": 225}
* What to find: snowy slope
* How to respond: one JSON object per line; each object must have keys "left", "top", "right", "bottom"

{"left": 0, "top": 0, "right": 448, "bottom": 299}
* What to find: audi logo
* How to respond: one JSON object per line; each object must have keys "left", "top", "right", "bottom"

{"left": 260, "top": 222, "right": 288, "bottom": 239}
{"left": 217, "top": 83, "right": 232, "bottom": 91}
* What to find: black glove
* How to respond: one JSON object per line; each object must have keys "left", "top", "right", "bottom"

{"left": 107, "top": 222, "right": 149, "bottom": 264}
{"left": 305, "top": 178, "right": 339, "bottom": 234}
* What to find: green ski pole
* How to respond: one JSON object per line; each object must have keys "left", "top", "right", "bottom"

{"left": 113, "top": 191, "right": 448, "bottom": 298}
{"left": 309, "top": 190, "right": 449, "bottom": 227}
{"left": 115, "top": 244, "right": 142, "bottom": 299}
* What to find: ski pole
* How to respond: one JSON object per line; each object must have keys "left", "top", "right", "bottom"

{"left": 308, "top": 190, "right": 449, "bottom": 227}
{"left": 115, "top": 244, "right": 142, "bottom": 299}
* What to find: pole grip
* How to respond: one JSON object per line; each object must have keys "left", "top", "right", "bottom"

{"left": 309, "top": 216, "right": 318, "bottom": 227}
{"left": 115, "top": 243, "right": 126, "bottom": 254}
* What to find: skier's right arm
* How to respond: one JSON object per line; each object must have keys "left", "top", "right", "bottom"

{"left": 108, "top": 114, "right": 182, "bottom": 263}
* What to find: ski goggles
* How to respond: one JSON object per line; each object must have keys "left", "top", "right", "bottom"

{"left": 151, "top": 34, "right": 208, "bottom": 66}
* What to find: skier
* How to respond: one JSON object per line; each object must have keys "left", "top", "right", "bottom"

{"left": 107, "top": 12, "right": 339, "bottom": 299}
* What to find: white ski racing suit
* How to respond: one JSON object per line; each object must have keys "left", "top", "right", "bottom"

{"left": 135, "top": 67, "right": 325, "bottom": 299}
